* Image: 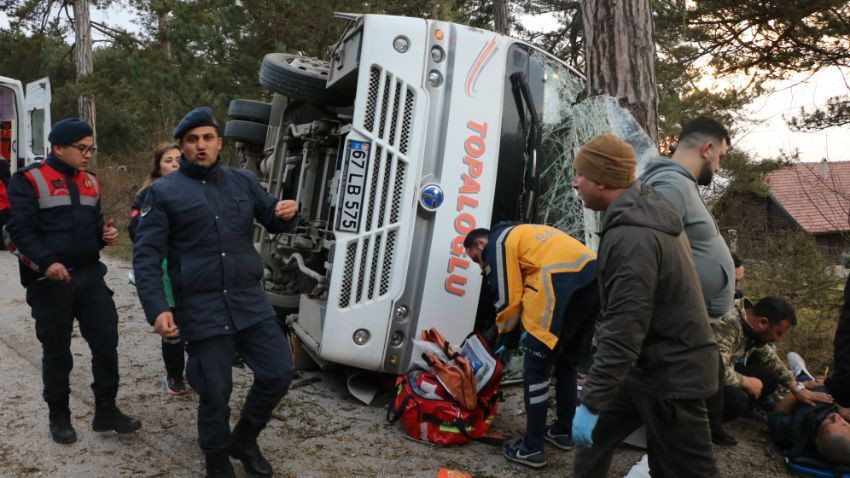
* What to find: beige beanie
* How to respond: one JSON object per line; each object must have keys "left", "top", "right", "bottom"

{"left": 573, "top": 133, "right": 636, "bottom": 188}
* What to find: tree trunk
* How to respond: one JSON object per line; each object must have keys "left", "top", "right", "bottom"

{"left": 152, "top": 0, "right": 172, "bottom": 59}
{"left": 580, "top": 0, "right": 659, "bottom": 143}
{"left": 493, "top": 0, "right": 510, "bottom": 35}
{"left": 73, "top": 0, "right": 97, "bottom": 167}
{"left": 158, "top": 9, "right": 172, "bottom": 59}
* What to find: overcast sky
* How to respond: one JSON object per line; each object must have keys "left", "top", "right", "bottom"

{"left": 3, "top": 8, "right": 847, "bottom": 163}
{"left": 520, "top": 12, "right": 850, "bottom": 163}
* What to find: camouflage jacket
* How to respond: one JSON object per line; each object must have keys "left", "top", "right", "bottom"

{"left": 710, "top": 298, "right": 795, "bottom": 388}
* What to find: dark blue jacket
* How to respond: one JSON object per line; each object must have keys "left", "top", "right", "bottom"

{"left": 127, "top": 186, "right": 149, "bottom": 242}
{"left": 132, "top": 158, "right": 294, "bottom": 342}
{"left": 6, "top": 155, "right": 105, "bottom": 286}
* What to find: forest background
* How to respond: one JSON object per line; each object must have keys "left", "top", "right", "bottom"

{"left": 1, "top": 0, "right": 848, "bottom": 370}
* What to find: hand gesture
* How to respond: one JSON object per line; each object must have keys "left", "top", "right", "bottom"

{"left": 102, "top": 218, "right": 119, "bottom": 245}
{"left": 572, "top": 404, "right": 599, "bottom": 448}
{"left": 153, "top": 311, "right": 180, "bottom": 338}
{"left": 794, "top": 387, "right": 833, "bottom": 407}
{"left": 741, "top": 375, "right": 764, "bottom": 398}
{"left": 44, "top": 262, "right": 71, "bottom": 282}
{"left": 274, "top": 200, "right": 298, "bottom": 221}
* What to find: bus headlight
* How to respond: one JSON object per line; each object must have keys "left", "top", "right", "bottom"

{"left": 390, "top": 331, "right": 405, "bottom": 347}
{"left": 353, "top": 329, "right": 370, "bottom": 345}
{"left": 430, "top": 46, "right": 445, "bottom": 63}
{"left": 393, "top": 305, "right": 409, "bottom": 320}
{"left": 393, "top": 36, "right": 410, "bottom": 53}
{"left": 427, "top": 70, "right": 443, "bottom": 88}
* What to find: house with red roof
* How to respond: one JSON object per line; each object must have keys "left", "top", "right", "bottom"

{"left": 718, "top": 160, "right": 850, "bottom": 264}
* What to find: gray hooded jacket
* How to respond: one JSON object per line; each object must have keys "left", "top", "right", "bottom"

{"left": 580, "top": 181, "right": 719, "bottom": 412}
{"left": 640, "top": 156, "right": 734, "bottom": 317}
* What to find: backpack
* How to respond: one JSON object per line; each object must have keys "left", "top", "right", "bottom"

{"left": 418, "top": 328, "right": 477, "bottom": 410}
{"left": 387, "top": 332, "right": 504, "bottom": 446}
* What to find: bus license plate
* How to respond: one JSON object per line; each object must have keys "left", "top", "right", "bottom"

{"left": 336, "top": 140, "right": 370, "bottom": 233}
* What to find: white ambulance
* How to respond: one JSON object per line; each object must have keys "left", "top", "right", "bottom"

{"left": 0, "top": 76, "right": 51, "bottom": 172}
{"left": 227, "top": 13, "right": 655, "bottom": 374}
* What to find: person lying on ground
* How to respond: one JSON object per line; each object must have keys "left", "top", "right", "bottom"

{"left": 769, "top": 378, "right": 850, "bottom": 467}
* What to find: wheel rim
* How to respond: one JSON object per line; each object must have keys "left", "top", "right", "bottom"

{"left": 286, "top": 56, "right": 329, "bottom": 78}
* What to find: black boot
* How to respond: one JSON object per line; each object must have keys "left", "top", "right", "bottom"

{"left": 228, "top": 419, "right": 273, "bottom": 477}
{"left": 92, "top": 398, "right": 142, "bottom": 434}
{"left": 47, "top": 399, "right": 77, "bottom": 444}
{"left": 205, "top": 450, "right": 236, "bottom": 478}
{"left": 710, "top": 425, "right": 738, "bottom": 446}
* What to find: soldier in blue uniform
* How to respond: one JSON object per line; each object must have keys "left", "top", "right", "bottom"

{"left": 5, "top": 118, "right": 142, "bottom": 444}
{"left": 133, "top": 107, "right": 297, "bottom": 478}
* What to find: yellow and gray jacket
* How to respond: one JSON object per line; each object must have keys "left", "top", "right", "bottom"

{"left": 481, "top": 223, "right": 597, "bottom": 350}
{"left": 711, "top": 297, "right": 795, "bottom": 388}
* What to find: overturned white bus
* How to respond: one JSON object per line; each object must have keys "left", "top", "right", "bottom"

{"left": 225, "top": 13, "right": 656, "bottom": 374}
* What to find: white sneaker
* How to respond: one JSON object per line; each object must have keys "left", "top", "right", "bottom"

{"left": 787, "top": 351, "right": 814, "bottom": 382}
{"left": 623, "top": 454, "right": 651, "bottom": 478}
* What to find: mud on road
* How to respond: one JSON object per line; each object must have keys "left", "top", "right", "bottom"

{"left": 0, "top": 253, "right": 796, "bottom": 477}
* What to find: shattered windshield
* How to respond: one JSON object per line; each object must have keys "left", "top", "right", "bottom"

{"left": 532, "top": 52, "right": 658, "bottom": 249}
{"left": 494, "top": 46, "right": 658, "bottom": 248}
{"left": 532, "top": 53, "right": 588, "bottom": 241}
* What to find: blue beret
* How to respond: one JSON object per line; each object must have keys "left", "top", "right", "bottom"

{"left": 173, "top": 107, "right": 220, "bottom": 139}
{"left": 48, "top": 118, "right": 93, "bottom": 145}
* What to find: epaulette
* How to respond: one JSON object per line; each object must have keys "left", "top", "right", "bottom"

{"left": 20, "top": 161, "right": 46, "bottom": 172}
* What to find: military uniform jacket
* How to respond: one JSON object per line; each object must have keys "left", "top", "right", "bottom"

{"left": 482, "top": 223, "right": 597, "bottom": 350}
{"left": 711, "top": 297, "right": 795, "bottom": 389}
{"left": 5, "top": 155, "right": 105, "bottom": 286}
{"left": 133, "top": 159, "right": 294, "bottom": 342}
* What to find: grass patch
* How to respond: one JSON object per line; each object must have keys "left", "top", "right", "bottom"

{"left": 777, "top": 304, "right": 842, "bottom": 374}
{"left": 741, "top": 231, "right": 845, "bottom": 371}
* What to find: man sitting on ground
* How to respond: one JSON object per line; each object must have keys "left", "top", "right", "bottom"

{"left": 708, "top": 296, "right": 833, "bottom": 445}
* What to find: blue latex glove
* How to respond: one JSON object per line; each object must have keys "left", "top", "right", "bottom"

{"left": 572, "top": 404, "right": 599, "bottom": 447}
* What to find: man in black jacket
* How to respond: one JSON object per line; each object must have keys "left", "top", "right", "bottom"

{"left": 133, "top": 107, "right": 298, "bottom": 478}
{"left": 769, "top": 383, "right": 850, "bottom": 467}
{"left": 826, "top": 273, "right": 850, "bottom": 407}
{"left": 570, "top": 133, "right": 719, "bottom": 478}
{"left": 5, "top": 118, "right": 141, "bottom": 444}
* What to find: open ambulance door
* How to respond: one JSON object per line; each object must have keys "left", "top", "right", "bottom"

{"left": 25, "top": 77, "right": 51, "bottom": 165}
{"left": 0, "top": 76, "right": 51, "bottom": 176}
{"left": 0, "top": 76, "right": 25, "bottom": 176}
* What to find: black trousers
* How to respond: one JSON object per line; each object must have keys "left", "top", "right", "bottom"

{"left": 521, "top": 334, "right": 577, "bottom": 450}
{"left": 573, "top": 382, "right": 718, "bottom": 478}
{"left": 25, "top": 262, "right": 120, "bottom": 405}
{"left": 707, "top": 362, "right": 780, "bottom": 427}
{"left": 161, "top": 308, "right": 185, "bottom": 378}
{"left": 522, "top": 280, "right": 598, "bottom": 450}
{"left": 162, "top": 336, "right": 185, "bottom": 378}
{"left": 185, "top": 318, "right": 292, "bottom": 453}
